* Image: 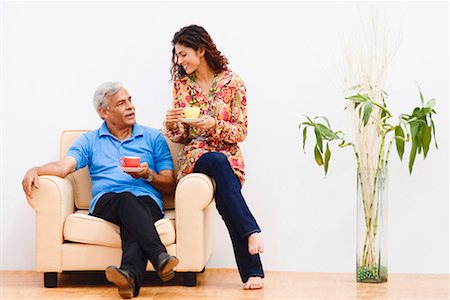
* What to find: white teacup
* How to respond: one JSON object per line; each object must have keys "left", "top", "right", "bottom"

{"left": 184, "top": 106, "right": 200, "bottom": 119}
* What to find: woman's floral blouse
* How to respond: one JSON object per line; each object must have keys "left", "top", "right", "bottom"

{"left": 163, "top": 69, "right": 248, "bottom": 185}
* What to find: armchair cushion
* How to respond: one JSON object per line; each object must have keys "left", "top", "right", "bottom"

{"left": 63, "top": 210, "right": 176, "bottom": 248}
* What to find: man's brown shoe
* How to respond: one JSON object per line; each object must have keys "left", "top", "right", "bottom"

{"left": 105, "top": 265, "right": 135, "bottom": 299}
{"left": 156, "top": 253, "right": 179, "bottom": 282}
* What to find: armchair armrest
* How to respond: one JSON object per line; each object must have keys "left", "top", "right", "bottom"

{"left": 26, "top": 175, "right": 75, "bottom": 272}
{"left": 174, "top": 173, "right": 215, "bottom": 271}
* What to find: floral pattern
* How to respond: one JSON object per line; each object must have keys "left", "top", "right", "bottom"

{"left": 163, "top": 69, "right": 248, "bottom": 185}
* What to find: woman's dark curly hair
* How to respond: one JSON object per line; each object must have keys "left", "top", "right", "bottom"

{"left": 171, "top": 25, "right": 229, "bottom": 81}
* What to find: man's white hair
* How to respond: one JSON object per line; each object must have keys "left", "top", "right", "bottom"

{"left": 93, "top": 81, "right": 123, "bottom": 115}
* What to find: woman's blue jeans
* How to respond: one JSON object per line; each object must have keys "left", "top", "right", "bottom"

{"left": 193, "top": 152, "right": 264, "bottom": 282}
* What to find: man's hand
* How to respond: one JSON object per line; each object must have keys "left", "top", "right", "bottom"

{"left": 123, "top": 162, "right": 175, "bottom": 195}
{"left": 124, "top": 162, "right": 153, "bottom": 180}
{"left": 22, "top": 167, "right": 40, "bottom": 197}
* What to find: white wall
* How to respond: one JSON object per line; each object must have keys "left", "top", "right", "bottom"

{"left": 1, "top": 1, "right": 448, "bottom": 273}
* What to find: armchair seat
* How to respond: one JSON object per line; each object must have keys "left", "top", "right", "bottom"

{"left": 27, "top": 130, "right": 215, "bottom": 287}
{"left": 63, "top": 210, "right": 176, "bottom": 248}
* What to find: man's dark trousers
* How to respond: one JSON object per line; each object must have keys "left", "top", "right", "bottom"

{"left": 92, "top": 192, "right": 166, "bottom": 295}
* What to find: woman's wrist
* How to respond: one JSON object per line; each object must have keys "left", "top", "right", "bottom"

{"left": 164, "top": 121, "right": 177, "bottom": 130}
{"left": 207, "top": 118, "right": 219, "bottom": 137}
{"left": 208, "top": 115, "right": 217, "bottom": 129}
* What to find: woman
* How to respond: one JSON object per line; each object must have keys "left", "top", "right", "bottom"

{"left": 163, "top": 25, "right": 264, "bottom": 290}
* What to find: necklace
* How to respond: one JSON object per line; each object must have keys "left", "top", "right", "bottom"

{"left": 189, "top": 73, "right": 218, "bottom": 116}
{"left": 208, "top": 73, "right": 218, "bottom": 95}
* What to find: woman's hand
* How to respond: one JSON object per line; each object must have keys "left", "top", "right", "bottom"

{"left": 192, "top": 115, "right": 217, "bottom": 130}
{"left": 165, "top": 108, "right": 184, "bottom": 130}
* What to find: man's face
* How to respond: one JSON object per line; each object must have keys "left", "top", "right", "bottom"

{"left": 100, "top": 88, "right": 136, "bottom": 128}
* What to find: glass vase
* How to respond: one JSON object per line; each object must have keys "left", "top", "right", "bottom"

{"left": 356, "top": 166, "right": 388, "bottom": 283}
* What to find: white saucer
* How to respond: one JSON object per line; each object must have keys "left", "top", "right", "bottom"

{"left": 119, "top": 166, "right": 145, "bottom": 172}
{"left": 180, "top": 118, "right": 201, "bottom": 124}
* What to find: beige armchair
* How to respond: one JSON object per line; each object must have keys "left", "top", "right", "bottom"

{"left": 26, "top": 130, "right": 215, "bottom": 287}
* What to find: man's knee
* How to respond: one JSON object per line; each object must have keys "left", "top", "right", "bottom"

{"left": 117, "top": 192, "right": 141, "bottom": 208}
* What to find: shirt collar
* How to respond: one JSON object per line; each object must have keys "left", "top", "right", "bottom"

{"left": 99, "top": 122, "right": 144, "bottom": 139}
{"left": 188, "top": 69, "right": 234, "bottom": 94}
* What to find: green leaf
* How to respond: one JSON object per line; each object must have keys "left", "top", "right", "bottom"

{"left": 381, "top": 107, "right": 387, "bottom": 119}
{"left": 314, "top": 145, "right": 324, "bottom": 166}
{"left": 416, "top": 130, "right": 423, "bottom": 155}
{"left": 410, "top": 122, "right": 420, "bottom": 138}
{"left": 419, "top": 87, "right": 424, "bottom": 106}
{"left": 422, "top": 125, "right": 431, "bottom": 159}
{"left": 430, "top": 119, "right": 438, "bottom": 149}
{"left": 315, "top": 116, "right": 332, "bottom": 128}
{"left": 409, "top": 140, "right": 418, "bottom": 174}
{"left": 345, "top": 94, "right": 368, "bottom": 103}
{"left": 316, "top": 123, "right": 339, "bottom": 140}
{"left": 354, "top": 102, "right": 365, "bottom": 115}
{"left": 314, "top": 128, "right": 323, "bottom": 153}
{"left": 411, "top": 107, "right": 420, "bottom": 117}
{"left": 425, "top": 98, "right": 437, "bottom": 108}
{"left": 302, "top": 126, "right": 308, "bottom": 152}
{"left": 417, "top": 144, "right": 422, "bottom": 154}
{"left": 362, "top": 101, "right": 373, "bottom": 126}
{"left": 394, "top": 125, "right": 405, "bottom": 161}
{"left": 416, "top": 107, "right": 433, "bottom": 118}
{"left": 324, "top": 143, "right": 331, "bottom": 174}
{"left": 380, "top": 91, "right": 390, "bottom": 120}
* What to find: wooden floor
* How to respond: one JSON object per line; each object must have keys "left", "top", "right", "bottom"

{"left": 1, "top": 269, "right": 448, "bottom": 299}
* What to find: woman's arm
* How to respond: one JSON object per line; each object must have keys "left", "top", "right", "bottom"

{"left": 209, "top": 77, "right": 248, "bottom": 143}
{"left": 163, "top": 81, "right": 189, "bottom": 143}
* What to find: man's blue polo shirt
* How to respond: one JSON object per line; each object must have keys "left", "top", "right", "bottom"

{"left": 65, "top": 122, "right": 174, "bottom": 214}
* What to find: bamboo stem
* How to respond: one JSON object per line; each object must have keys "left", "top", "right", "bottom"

{"left": 361, "top": 124, "right": 386, "bottom": 267}
{"left": 385, "top": 139, "right": 394, "bottom": 167}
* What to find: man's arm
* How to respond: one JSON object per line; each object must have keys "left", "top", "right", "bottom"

{"left": 147, "top": 169, "right": 176, "bottom": 196}
{"left": 22, "top": 156, "right": 77, "bottom": 197}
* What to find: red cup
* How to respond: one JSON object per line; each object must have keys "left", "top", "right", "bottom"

{"left": 119, "top": 156, "right": 141, "bottom": 167}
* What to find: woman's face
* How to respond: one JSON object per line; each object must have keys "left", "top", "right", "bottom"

{"left": 174, "top": 43, "right": 204, "bottom": 75}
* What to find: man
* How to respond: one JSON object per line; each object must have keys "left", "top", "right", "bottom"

{"left": 22, "top": 82, "right": 179, "bottom": 299}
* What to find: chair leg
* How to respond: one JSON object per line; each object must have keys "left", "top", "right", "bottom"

{"left": 44, "top": 272, "right": 57, "bottom": 288}
{"left": 183, "top": 272, "right": 197, "bottom": 286}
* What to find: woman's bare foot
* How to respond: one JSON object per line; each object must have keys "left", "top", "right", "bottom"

{"left": 248, "top": 232, "right": 264, "bottom": 255}
{"left": 244, "top": 276, "right": 264, "bottom": 289}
